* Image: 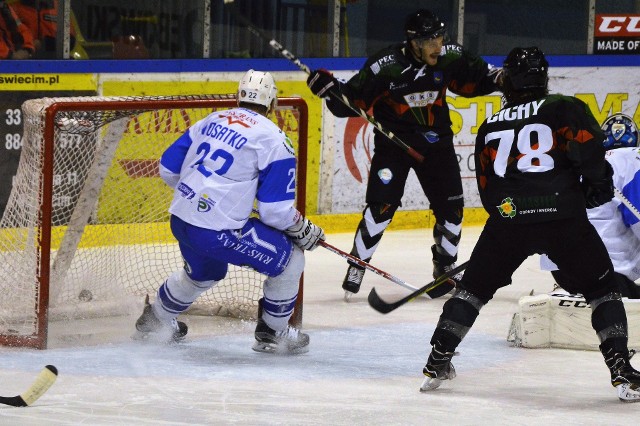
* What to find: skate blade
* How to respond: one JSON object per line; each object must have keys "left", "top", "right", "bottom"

{"left": 131, "top": 330, "right": 185, "bottom": 344}
{"left": 617, "top": 383, "right": 640, "bottom": 402}
{"left": 344, "top": 290, "right": 355, "bottom": 302}
{"left": 420, "top": 376, "right": 443, "bottom": 392}
{"left": 252, "top": 341, "right": 309, "bottom": 355}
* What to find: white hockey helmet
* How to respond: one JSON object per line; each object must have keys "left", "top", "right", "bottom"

{"left": 237, "top": 69, "right": 278, "bottom": 112}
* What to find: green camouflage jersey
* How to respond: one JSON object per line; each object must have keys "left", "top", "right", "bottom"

{"left": 475, "top": 94, "right": 609, "bottom": 223}
{"left": 326, "top": 41, "right": 500, "bottom": 146}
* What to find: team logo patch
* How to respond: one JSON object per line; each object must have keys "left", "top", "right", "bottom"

{"left": 197, "top": 194, "right": 216, "bottom": 212}
{"left": 497, "top": 197, "right": 516, "bottom": 218}
{"left": 433, "top": 71, "right": 443, "bottom": 83}
{"left": 423, "top": 131, "right": 439, "bottom": 143}
{"left": 378, "top": 168, "right": 393, "bottom": 184}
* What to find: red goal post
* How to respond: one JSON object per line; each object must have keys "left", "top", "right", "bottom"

{"left": 0, "top": 94, "right": 308, "bottom": 349}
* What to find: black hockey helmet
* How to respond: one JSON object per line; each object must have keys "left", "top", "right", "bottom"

{"left": 502, "top": 47, "right": 549, "bottom": 91}
{"left": 405, "top": 9, "right": 446, "bottom": 41}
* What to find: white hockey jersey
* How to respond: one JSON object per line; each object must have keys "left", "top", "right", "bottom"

{"left": 541, "top": 147, "right": 640, "bottom": 281}
{"left": 159, "top": 107, "right": 299, "bottom": 231}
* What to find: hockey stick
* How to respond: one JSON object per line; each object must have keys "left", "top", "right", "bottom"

{"left": 249, "top": 208, "right": 420, "bottom": 292}
{"left": 222, "top": 0, "right": 425, "bottom": 163}
{"left": 318, "top": 240, "right": 420, "bottom": 292}
{"left": 368, "top": 261, "right": 469, "bottom": 314}
{"left": 614, "top": 187, "right": 640, "bottom": 221}
{"left": 0, "top": 365, "right": 58, "bottom": 407}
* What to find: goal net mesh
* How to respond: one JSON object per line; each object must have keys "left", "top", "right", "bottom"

{"left": 0, "top": 94, "right": 306, "bottom": 348}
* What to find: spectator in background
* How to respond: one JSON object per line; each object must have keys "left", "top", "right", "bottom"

{"left": 11, "top": 0, "right": 74, "bottom": 58}
{"left": 0, "top": 0, "right": 34, "bottom": 58}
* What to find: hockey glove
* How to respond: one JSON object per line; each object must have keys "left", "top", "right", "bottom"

{"left": 285, "top": 215, "right": 325, "bottom": 251}
{"left": 307, "top": 69, "right": 339, "bottom": 99}
{"left": 582, "top": 163, "right": 614, "bottom": 209}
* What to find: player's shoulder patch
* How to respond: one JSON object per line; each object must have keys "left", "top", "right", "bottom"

{"left": 435, "top": 43, "right": 465, "bottom": 68}
{"left": 281, "top": 134, "right": 295, "bottom": 155}
{"left": 367, "top": 44, "right": 406, "bottom": 75}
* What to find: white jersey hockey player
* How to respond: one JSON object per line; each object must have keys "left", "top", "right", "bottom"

{"left": 541, "top": 113, "right": 640, "bottom": 298}
{"left": 134, "top": 69, "right": 325, "bottom": 354}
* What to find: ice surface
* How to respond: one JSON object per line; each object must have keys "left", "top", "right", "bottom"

{"left": 0, "top": 227, "right": 638, "bottom": 425}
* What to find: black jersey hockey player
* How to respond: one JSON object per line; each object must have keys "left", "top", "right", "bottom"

{"left": 421, "top": 46, "right": 640, "bottom": 402}
{"left": 306, "top": 9, "right": 502, "bottom": 301}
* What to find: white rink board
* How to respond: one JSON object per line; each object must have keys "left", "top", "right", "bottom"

{"left": 319, "top": 67, "right": 640, "bottom": 213}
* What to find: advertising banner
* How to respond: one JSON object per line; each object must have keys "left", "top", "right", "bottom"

{"left": 594, "top": 14, "right": 640, "bottom": 54}
{"left": 319, "top": 67, "right": 640, "bottom": 213}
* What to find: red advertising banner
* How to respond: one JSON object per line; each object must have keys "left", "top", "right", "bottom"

{"left": 594, "top": 14, "right": 640, "bottom": 54}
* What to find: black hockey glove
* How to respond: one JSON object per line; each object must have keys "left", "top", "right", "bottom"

{"left": 582, "top": 163, "right": 614, "bottom": 209}
{"left": 307, "top": 69, "right": 339, "bottom": 98}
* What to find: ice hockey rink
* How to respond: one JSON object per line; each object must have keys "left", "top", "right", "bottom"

{"left": 0, "top": 226, "right": 638, "bottom": 425}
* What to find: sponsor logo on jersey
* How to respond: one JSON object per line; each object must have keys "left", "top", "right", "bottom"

{"left": 283, "top": 135, "right": 295, "bottom": 155}
{"left": 197, "top": 194, "right": 216, "bottom": 212}
{"left": 487, "top": 99, "right": 545, "bottom": 123}
{"left": 389, "top": 81, "right": 408, "bottom": 90}
{"left": 370, "top": 54, "right": 395, "bottom": 75}
{"left": 497, "top": 197, "right": 517, "bottom": 218}
{"left": 517, "top": 195, "right": 558, "bottom": 215}
{"left": 403, "top": 90, "right": 438, "bottom": 108}
{"left": 441, "top": 44, "right": 462, "bottom": 54}
{"left": 378, "top": 168, "right": 393, "bottom": 184}
{"left": 177, "top": 182, "right": 196, "bottom": 200}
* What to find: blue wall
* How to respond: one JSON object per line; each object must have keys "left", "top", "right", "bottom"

{"left": 0, "top": 56, "right": 639, "bottom": 74}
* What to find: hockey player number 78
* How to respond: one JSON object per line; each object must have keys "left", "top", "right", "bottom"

{"left": 485, "top": 124, "right": 554, "bottom": 176}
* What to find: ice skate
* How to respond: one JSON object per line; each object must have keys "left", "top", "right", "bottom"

{"left": 420, "top": 344, "right": 457, "bottom": 391}
{"left": 134, "top": 295, "right": 188, "bottom": 343}
{"left": 429, "top": 245, "right": 460, "bottom": 298}
{"left": 252, "top": 317, "right": 310, "bottom": 354}
{"left": 602, "top": 346, "right": 640, "bottom": 402}
{"left": 342, "top": 263, "right": 365, "bottom": 301}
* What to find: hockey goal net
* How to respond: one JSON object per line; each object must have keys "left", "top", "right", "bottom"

{"left": 0, "top": 94, "right": 308, "bottom": 349}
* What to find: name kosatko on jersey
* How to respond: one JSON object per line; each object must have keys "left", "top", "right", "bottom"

{"left": 476, "top": 95, "right": 607, "bottom": 223}
{"left": 160, "top": 107, "right": 298, "bottom": 231}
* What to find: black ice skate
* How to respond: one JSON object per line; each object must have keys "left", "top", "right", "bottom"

{"left": 601, "top": 346, "right": 640, "bottom": 402}
{"left": 430, "top": 245, "right": 460, "bottom": 298}
{"left": 420, "top": 343, "right": 457, "bottom": 391}
{"left": 252, "top": 317, "right": 310, "bottom": 354}
{"left": 342, "top": 263, "right": 366, "bottom": 301}
{"left": 252, "top": 298, "right": 309, "bottom": 354}
{"left": 134, "top": 295, "right": 188, "bottom": 343}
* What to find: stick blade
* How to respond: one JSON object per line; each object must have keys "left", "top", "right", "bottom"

{"left": 367, "top": 287, "right": 401, "bottom": 314}
{"left": 0, "top": 365, "right": 59, "bottom": 407}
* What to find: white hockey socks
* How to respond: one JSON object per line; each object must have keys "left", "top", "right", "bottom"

{"left": 261, "top": 247, "right": 304, "bottom": 331}
{"left": 153, "top": 269, "right": 218, "bottom": 324}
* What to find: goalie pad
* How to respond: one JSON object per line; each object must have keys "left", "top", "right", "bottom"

{"left": 507, "top": 290, "right": 640, "bottom": 350}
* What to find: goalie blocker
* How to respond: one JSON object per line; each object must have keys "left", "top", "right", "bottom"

{"left": 508, "top": 289, "right": 640, "bottom": 350}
